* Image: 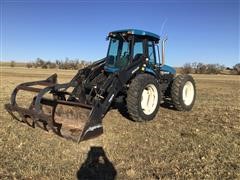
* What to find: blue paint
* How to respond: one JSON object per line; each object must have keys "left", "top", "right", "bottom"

{"left": 145, "top": 67, "right": 156, "bottom": 76}
{"left": 105, "top": 64, "right": 176, "bottom": 74}
{"left": 110, "top": 29, "right": 160, "bottom": 40}
{"left": 104, "top": 65, "right": 120, "bottom": 73}
{"left": 159, "top": 64, "right": 176, "bottom": 74}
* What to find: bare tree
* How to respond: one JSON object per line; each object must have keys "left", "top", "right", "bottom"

{"left": 196, "top": 63, "right": 207, "bottom": 74}
{"left": 233, "top": 63, "right": 240, "bottom": 75}
{"left": 35, "top": 58, "right": 45, "bottom": 68}
{"left": 181, "top": 63, "right": 192, "bottom": 74}
{"left": 10, "top": 61, "right": 16, "bottom": 67}
{"left": 205, "top": 64, "right": 225, "bottom": 74}
{"left": 26, "top": 63, "right": 33, "bottom": 68}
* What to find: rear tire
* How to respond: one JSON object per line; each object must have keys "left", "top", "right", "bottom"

{"left": 171, "top": 74, "right": 196, "bottom": 111}
{"left": 126, "top": 74, "right": 161, "bottom": 122}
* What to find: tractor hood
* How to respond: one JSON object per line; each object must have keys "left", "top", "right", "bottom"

{"left": 160, "top": 64, "right": 176, "bottom": 74}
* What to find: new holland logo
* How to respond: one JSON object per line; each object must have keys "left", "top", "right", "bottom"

{"left": 83, "top": 124, "right": 103, "bottom": 136}
{"left": 132, "top": 66, "right": 139, "bottom": 74}
{"left": 109, "top": 94, "right": 114, "bottom": 102}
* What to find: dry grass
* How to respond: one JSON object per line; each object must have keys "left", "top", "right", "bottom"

{"left": 0, "top": 67, "right": 240, "bottom": 179}
{"left": 0, "top": 62, "right": 27, "bottom": 67}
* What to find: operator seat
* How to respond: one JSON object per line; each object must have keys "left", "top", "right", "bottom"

{"left": 133, "top": 53, "right": 143, "bottom": 61}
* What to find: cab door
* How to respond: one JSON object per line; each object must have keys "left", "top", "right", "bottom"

{"left": 147, "top": 41, "right": 157, "bottom": 68}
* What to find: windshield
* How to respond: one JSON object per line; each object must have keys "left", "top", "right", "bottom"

{"left": 106, "top": 38, "right": 130, "bottom": 69}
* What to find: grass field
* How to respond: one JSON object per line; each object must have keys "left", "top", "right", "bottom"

{"left": 0, "top": 67, "right": 240, "bottom": 179}
{"left": 0, "top": 62, "right": 27, "bottom": 67}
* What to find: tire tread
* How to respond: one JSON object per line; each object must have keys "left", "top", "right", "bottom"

{"left": 126, "top": 74, "right": 160, "bottom": 121}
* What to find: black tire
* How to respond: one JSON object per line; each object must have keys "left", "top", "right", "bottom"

{"left": 126, "top": 74, "right": 161, "bottom": 122}
{"left": 171, "top": 74, "right": 196, "bottom": 111}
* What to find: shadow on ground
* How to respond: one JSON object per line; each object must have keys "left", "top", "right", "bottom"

{"left": 77, "top": 146, "right": 117, "bottom": 180}
{"left": 160, "top": 99, "right": 177, "bottom": 111}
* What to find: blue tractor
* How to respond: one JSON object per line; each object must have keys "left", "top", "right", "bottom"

{"left": 5, "top": 29, "right": 196, "bottom": 142}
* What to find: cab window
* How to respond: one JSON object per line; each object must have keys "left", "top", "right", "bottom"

{"left": 148, "top": 41, "right": 156, "bottom": 65}
{"left": 133, "top": 41, "right": 143, "bottom": 61}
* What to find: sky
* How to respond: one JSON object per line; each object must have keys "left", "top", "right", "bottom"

{"left": 0, "top": 0, "right": 239, "bottom": 67}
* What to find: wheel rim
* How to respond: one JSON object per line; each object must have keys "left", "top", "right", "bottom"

{"left": 182, "top": 81, "right": 194, "bottom": 106}
{"left": 141, "top": 84, "right": 158, "bottom": 115}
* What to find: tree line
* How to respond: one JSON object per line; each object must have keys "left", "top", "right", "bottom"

{"left": 23, "top": 58, "right": 92, "bottom": 70}
{"left": 9, "top": 59, "right": 240, "bottom": 75}
{"left": 181, "top": 62, "right": 240, "bottom": 75}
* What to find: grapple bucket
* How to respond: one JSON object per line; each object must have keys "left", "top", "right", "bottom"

{"left": 5, "top": 74, "right": 103, "bottom": 142}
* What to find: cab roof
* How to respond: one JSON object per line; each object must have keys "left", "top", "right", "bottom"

{"left": 109, "top": 29, "right": 160, "bottom": 41}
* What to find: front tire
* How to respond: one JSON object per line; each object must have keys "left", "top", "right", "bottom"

{"left": 126, "top": 74, "right": 161, "bottom": 122}
{"left": 171, "top": 74, "right": 196, "bottom": 111}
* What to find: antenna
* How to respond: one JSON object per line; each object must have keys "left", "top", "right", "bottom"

{"left": 160, "top": 18, "right": 168, "bottom": 37}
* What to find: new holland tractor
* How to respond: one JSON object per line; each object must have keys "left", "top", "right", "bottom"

{"left": 5, "top": 29, "right": 196, "bottom": 142}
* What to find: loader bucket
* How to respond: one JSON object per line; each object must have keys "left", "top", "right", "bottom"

{"left": 5, "top": 74, "right": 104, "bottom": 142}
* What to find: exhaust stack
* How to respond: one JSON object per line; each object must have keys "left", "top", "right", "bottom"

{"left": 161, "top": 38, "right": 167, "bottom": 65}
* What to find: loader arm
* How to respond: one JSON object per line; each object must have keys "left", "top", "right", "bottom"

{"left": 79, "top": 57, "right": 145, "bottom": 141}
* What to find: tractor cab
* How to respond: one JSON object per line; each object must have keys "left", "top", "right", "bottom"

{"left": 104, "top": 29, "right": 176, "bottom": 74}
